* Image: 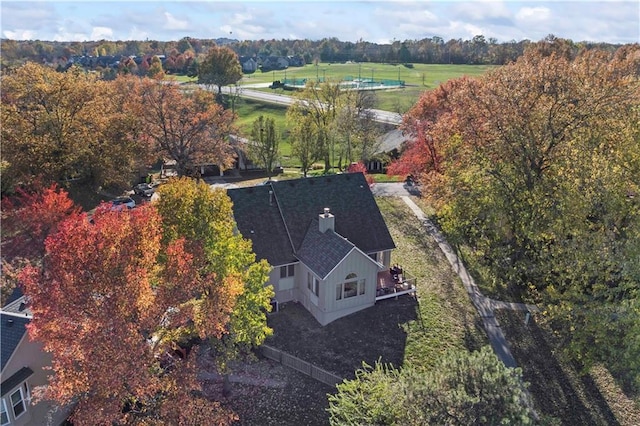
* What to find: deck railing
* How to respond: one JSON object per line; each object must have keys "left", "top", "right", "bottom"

{"left": 376, "top": 269, "right": 417, "bottom": 301}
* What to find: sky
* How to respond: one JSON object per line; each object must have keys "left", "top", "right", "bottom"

{"left": 1, "top": 1, "right": 639, "bottom": 45}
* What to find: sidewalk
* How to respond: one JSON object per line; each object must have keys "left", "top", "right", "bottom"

{"left": 400, "top": 195, "right": 539, "bottom": 368}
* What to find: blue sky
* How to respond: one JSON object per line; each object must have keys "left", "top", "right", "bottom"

{"left": 1, "top": 1, "right": 638, "bottom": 44}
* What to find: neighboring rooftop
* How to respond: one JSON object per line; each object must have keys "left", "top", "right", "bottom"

{"left": 1, "top": 313, "right": 30, "bottom": 371}
{"left": 1, "top": 289, "right": 33, "bottom": 372}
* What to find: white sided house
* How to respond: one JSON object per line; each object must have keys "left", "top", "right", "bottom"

{"left": 227, "top": 173, "right": 405, "bottom": 326}
{"left": 1, "top": 290, "right": 71, "bottom": 426}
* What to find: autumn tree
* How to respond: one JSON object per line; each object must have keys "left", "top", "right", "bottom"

{"left": 147, "top": 55, "right": 165, "bottom": 80}
{"left": 287, "top": 80, "right": 342, "bottom": 172}
{"left": 0, "top": 63, "right": 142, "bottom": 192}
{"left": 0, "top": 184, "right": 81, "bottom": 304}
{"left": 248, "top": 115, "right": 280, "bottom": 178}
{"left": 332, "top": 89, "right": 382, "bottom": 169}
{"left": 288, "top": 111, "right": 318, "bottom": 177}
{"left": 136, "top": 79, "right": 236, "bottom": 177}
{"left": 328, "top": 347, "right": 536, "bottom": 425}
{"left": 19, "top": 200, "right": 238, "bottom": 425}
{"left": 197, "top": 45, "right": 243, "bottom": 103}
{"left": 395, "top": 45, "right": 640, "bottom": 389}
{"left": 153, "top": 177, "right": 274, "bottom": 368}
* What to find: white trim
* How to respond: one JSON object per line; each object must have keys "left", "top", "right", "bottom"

{"left": 9, "top": 387, "right": 26, "bottom": 421}
{"left": 0, "top": 311, "right": 33, "bottom": 320}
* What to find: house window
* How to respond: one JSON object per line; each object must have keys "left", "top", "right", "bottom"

{"left": 307, "top": 273, "right": 319, "bottom": 296}
{"left": 1, "top": 399, "right": 9, "bottom": 426}
{"left": 280, "top": 264, "right": 295, "bottom": 279}
{"left": 10, "top": 388, "right": 25, "bottom": 419}
{"left": 336, "top": 273, "right": 364, "bottom": 300}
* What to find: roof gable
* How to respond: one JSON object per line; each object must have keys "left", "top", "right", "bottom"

{"left": 296, "top": 220, "right": 356, "bottom": 279}
{"left": 272, "top": 173, "right": 395, "bottom": 254}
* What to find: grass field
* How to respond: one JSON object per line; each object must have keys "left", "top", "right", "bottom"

{"left": 171, "top": 63, "right": 495, "bottom": 168}
{"left": 239, "top": 62, "right": 494, "bottom": 88}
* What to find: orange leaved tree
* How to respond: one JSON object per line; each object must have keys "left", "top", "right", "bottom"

{"left": 19, "top": 200, "right": 238, "bottom": 425}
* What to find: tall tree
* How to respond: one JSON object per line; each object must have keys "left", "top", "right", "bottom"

{"left": 287, "top": 80, "right": 342, "bottom": 172}
{"left": 19, "top": 201, "right": 238, "bottom": 425}
{"left": 136, "top": 79, "right": 236, "bottom": 177}
{"left": 395, "top": 44, "right": 640, "bottom": 390}
{"left": 248, "top": 115, "right": 280, "bottom": 179}
{"left": 197, "top": 45, "right": 243, "bottom": 103}
{"left": 153, "top": 178, "right": 274, "bottom": 369}
{"left": 147, "top": 55, "right": 165, "bottom": 80}
{"left": 328, "top": 346, "right": 536, "bottom": 425}
{"left": 287, "top": 111, "right": 318, "bottom": 177}
{"left": 0, "top": 63, "right": 141, "bottom": 191}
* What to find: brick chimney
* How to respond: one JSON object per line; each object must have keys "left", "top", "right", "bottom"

{"left": 319, "top": 207, "right": 334, "bottom": 233}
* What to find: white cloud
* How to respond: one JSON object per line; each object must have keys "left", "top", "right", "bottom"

{"left": 52, "top": 29, "right": 90, "bottom": 42}
{"left": 127, "top": 26, "right": 149, "bottom": 41}
{"left": 516, "top": 7, "right": 551, "bottom": 22}
{"left": 2, "top": 29, "right": 37, "bottom": 40}
{"left": 91, "top": 26, "right": 113, "bottom": 40}
{"left": 163, "top": 12, "right": 189, "bottom": 30}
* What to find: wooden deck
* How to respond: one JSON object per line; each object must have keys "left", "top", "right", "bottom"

{"left": 376, "top": 268, "right": 417, "bottom": 301}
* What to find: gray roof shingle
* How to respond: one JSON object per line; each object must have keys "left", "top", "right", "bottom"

{"left": 228, "top": 173, "right": 395, "bottom": 267}
{"left": 296, "top": 220, "right": 355, "bottom": 279}
{"left": 1, "top": 313, "right": 30, "bottom": 372}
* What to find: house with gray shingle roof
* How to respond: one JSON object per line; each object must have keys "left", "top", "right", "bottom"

{"left": 1, "top": 290, "right": 71, "bottom": 426}
{"left": 227, "top": 172, "right": 399, "bottom": 325}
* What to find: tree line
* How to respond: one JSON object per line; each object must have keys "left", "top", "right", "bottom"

{"left": 1, "top": 34, "right": 627, "bottom": 74}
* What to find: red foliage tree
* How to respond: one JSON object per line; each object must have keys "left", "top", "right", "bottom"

{"left": 1, "top": 184, "right": 82, "bottom": 304}
{"left": 2, "top": 184, "right": 82, "bottom": 260}
{"left": 19, "top": 204, "right": 237, "bottom": 425}
{"left": 386, "top": 78, "right": 468, "bottom": 184}
{"left": 346, "top": 162, "right": 374, "bottom": 186}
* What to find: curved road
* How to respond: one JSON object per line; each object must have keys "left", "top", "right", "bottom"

{"left": 219, "top": 85, "right": 403, "bottom": 125}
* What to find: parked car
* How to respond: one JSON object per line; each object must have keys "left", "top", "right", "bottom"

{"left": 134, "top": 183, "right": 155, "bottom": 197}
{"left": 111, "top": 197, "right": 136, "bottom": 210}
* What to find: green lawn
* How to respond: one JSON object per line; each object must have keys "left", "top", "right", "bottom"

{"left": 242, "top": 62, "right": 493, "bottom": 114}
{"left": 240, "top": 62, "right": 494, "bottom": 87}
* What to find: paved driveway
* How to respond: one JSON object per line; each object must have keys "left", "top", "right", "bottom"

{"left": 371, "top": 182, "right": 419, "bottom": 197}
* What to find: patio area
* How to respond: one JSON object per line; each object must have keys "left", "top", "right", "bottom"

{"left": 376, "top": 265, "right": 417, "bottom": 301}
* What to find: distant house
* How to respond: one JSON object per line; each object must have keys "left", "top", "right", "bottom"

{"left": 240, "top": 56, "right": 258, "bottom": 73}
{"left": 287, "top": 55, "right": 305, "bottom": 67}
{"left": 1, "top": 290, "right": 71, "bottom": 426}
{"left": 227, "top": 173, "right": 414, "bottom": 326}
{"left": 260, "top": 56, "right": 289, "bottom": 72}
{"left": 366, "top": 128, "right": 411, "bottom": 172}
